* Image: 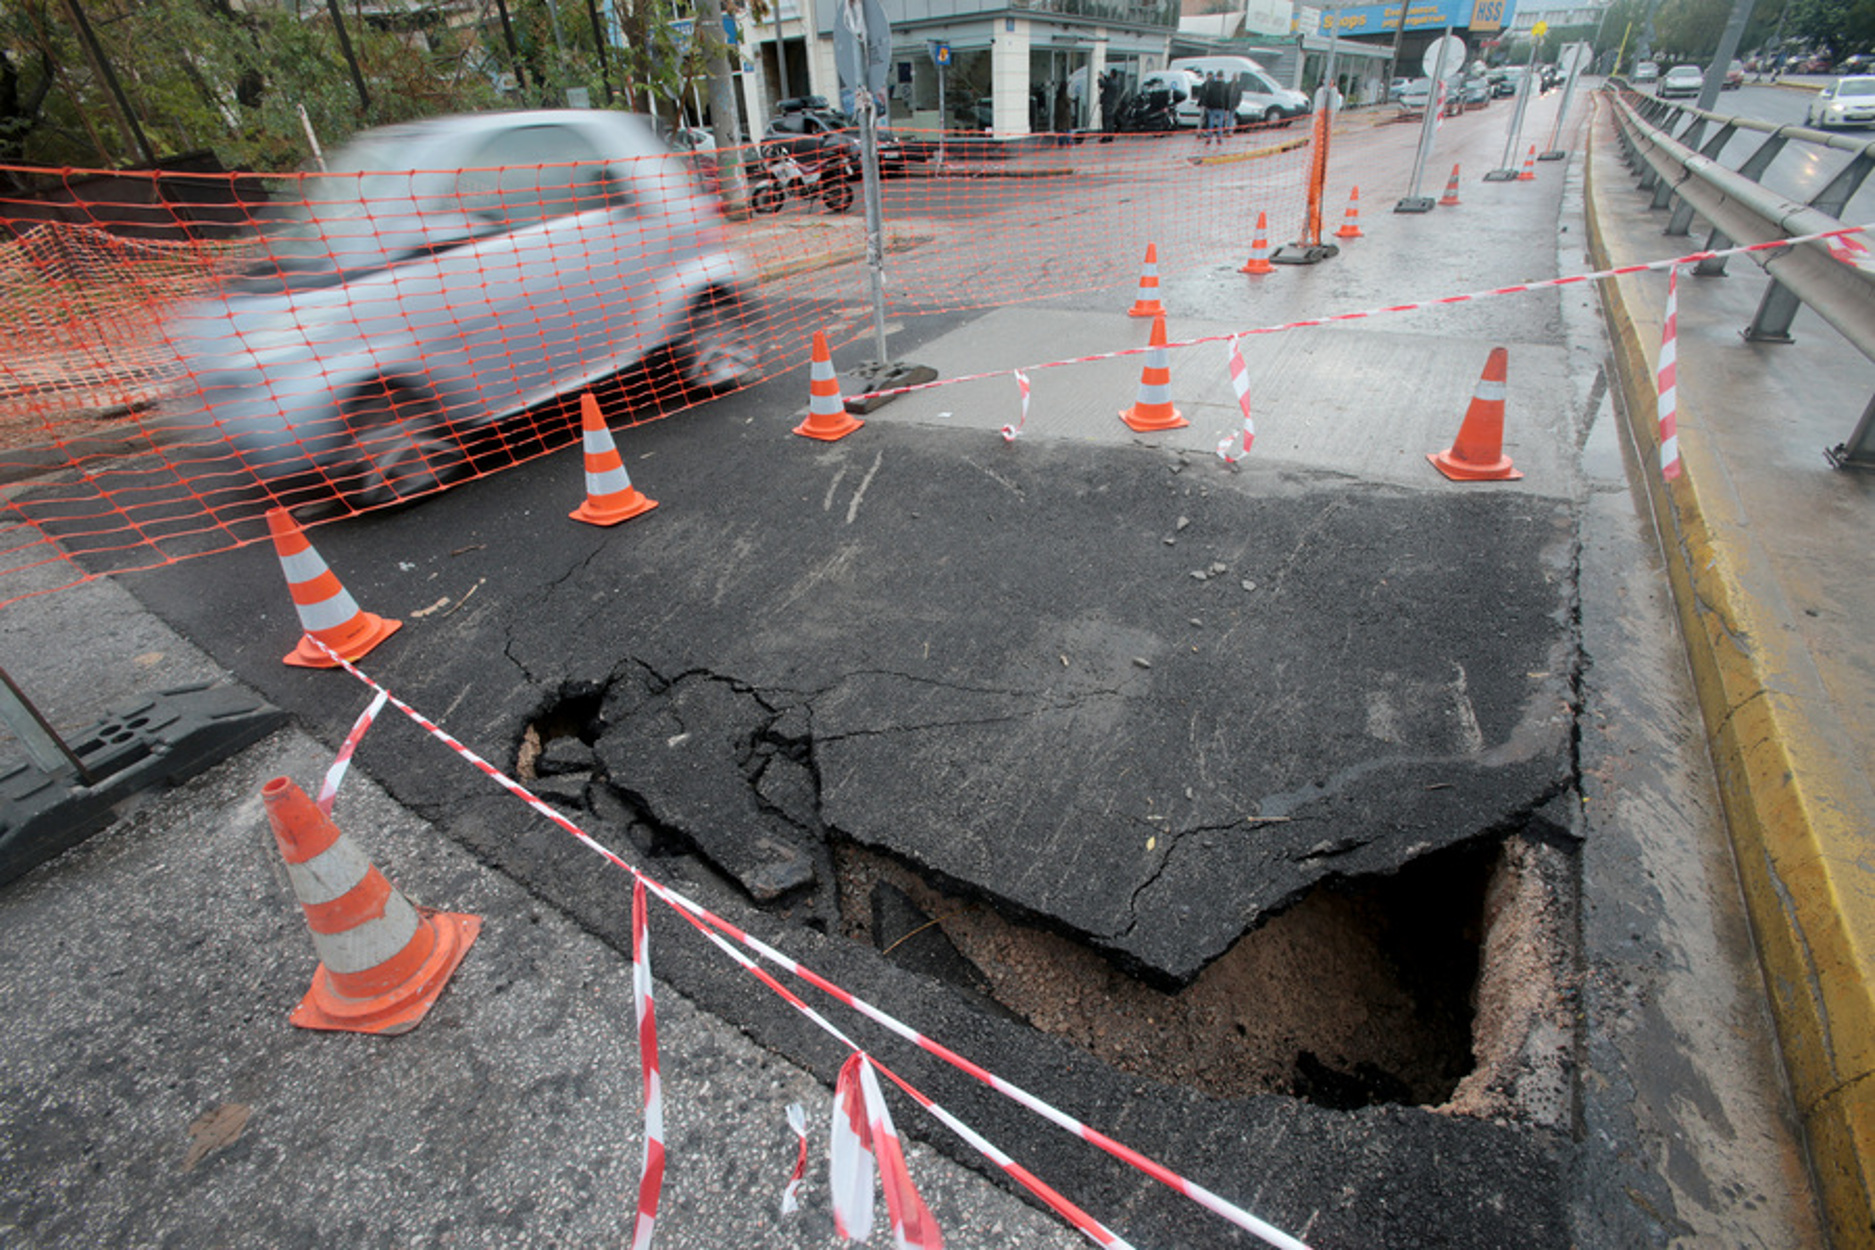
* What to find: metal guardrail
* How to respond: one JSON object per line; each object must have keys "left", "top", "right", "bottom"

{"left": 1606, "top": 83, "right": 1875, "bottom": 468}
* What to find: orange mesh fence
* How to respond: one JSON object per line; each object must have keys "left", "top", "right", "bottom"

{"left": 0, "top": 118, "right": 1321, "bottom": 603}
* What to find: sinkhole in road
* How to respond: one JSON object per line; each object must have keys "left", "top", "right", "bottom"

{"left": 521, "top": 678, "right": 1577, "bottom": 1121}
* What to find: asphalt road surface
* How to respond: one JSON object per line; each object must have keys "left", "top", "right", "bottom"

{"left": 0, "top": 90, "right": 1823, "bottom": 1247}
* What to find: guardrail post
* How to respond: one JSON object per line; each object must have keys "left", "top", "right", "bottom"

{"left": 1745, "top": 279, "right": 1803, "bottom": 342}
{"left": 1826, "top": 394, "right": 1875, "bottom": 468}
{"left": 1667, "top": 123, "right": 1739, "bottom": 235}
{"left": 1805, "top": 147, "right": 1875, "bottom": 221}
{"left": 1693, "top": 130, "right": 1792, "bottom": 276}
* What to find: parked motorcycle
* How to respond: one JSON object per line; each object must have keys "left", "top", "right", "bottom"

{"left": 748, "top": 150, "right": 856, "bottom": 214}
{"left": 1109, "top": 86, "right": 1182, "bottom": 133}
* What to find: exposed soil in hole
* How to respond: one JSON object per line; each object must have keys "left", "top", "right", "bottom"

{"left": 840, "top": 837, "right": 1552, "bottom": 1112}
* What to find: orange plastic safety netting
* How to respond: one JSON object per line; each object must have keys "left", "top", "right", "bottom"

{"left": 0, "top": 117, "right": 1319, "bottom": 603}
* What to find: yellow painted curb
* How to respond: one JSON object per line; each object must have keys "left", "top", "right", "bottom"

{"left": 1585, "top": 101, "right": 1875, "bottom": 1248}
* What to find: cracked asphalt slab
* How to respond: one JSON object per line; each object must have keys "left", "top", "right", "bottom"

{"left": 121, "top": 376, "right": 1577, "bottom": 989}
{"left": 100, "top": 348, "right": 1583, "bottom": 1245}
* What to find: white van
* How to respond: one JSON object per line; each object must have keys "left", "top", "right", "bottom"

{"left": 1169, "top": 55, "right": 1311, "bottom": 127}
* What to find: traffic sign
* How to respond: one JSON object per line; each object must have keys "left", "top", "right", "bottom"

{"left": 833, "top": 0, "right": 892, "bottom": 97}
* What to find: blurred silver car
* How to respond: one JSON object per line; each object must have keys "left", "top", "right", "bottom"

{"left": 161, "top": 110, "right": 759, "bottom": 508}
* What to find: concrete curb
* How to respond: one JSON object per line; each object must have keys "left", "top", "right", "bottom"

{"left": 1583, "top": 101, "right": 1875, "bottom": 1247}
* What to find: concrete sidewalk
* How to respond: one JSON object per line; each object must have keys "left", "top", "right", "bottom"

{"left": 1584, "top": 93, "right": 1875, "bottom": 1243}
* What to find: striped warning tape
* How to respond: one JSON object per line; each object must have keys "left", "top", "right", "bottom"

{"left": 304, "top": 639, "right": 1290, "bottom": 1248}
{"left": 315, "top": 688, "right": 386, "bottom": 815}
{"left": 1657, "top": 265, "right": 1681, "bottom": 481}
{"left": 1001, "top": 369, "right": 1031, "bottom": 442}
{"left": 1217, "top": 336, "right": 1254, "bottom": 464}
{"left": 304, "top": 640, "right": 1153, "bottom": 1249}
{"left": 632, "top": 876, "right": 666, "bottom": 1250}
{"left": 781, "top": 1102, "right": 808, "bottom": 1215}
{"left": 840, "top": 223, "right": 1875, "bottom": 405}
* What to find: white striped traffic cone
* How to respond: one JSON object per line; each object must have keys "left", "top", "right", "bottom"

{"left": 268, "top": 508, "right": 401, "bottom": 669}
{"left": 1128, "top": 243, "right": 1166, "bottom": 317}
{"left": 1428, "top": 347, "right": 1522, "bottom": 480}
{"left": 1119, "top": 313, "right": 1187, "bottom": 432}
{"left": 570, "top": 393, "right": 657, "bottom": 526}
{"left": 1240, "top": 213, "right": 1274, "bottom": 275}
{"left": 793, "top": 331, "right": 864, "bottom": 441}
{"left": 264, "top": 775, "right": 480, "bottom": 1035}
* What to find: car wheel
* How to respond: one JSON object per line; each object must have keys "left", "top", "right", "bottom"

{"left": 822, "top": 177, "right": 854, "bottom": 213}
{"left": 334, "top": 379, "right": 467, "bottom": 508}
{"left": 1264, "top": 106, "right": 1282, "bottom": 125}
{"left": 673, "top": 291, "right": 761, "bottom": 393}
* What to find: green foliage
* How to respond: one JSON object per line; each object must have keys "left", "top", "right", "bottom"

{"left": 0, "top": 0, "right": 736, "bottom": 174}
{"left": 1783, "top": 0, "right": 1875, "bottom": 55}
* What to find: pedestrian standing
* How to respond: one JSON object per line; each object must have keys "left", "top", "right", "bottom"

{"left": 1200, "top": 71, "right": 1229, "bottom": 144}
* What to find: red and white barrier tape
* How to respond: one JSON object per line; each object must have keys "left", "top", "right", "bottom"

{"left": 830, "top": 1054, "right": 878, "bottom": 1239}
{"left": 839, "top": 223, "right": 1875, "bottom": 405}
{"left": 1001, "top": 369, "right": 1032, "bottom": 442}
{"left": 315, "top": 688, "right": 386, "bottom": 815}
{"left": 781, "top": 1102, "right": 809, "bottom": 1215}
{"left": 303, "top": 640, "right": 1265, "bottom": 1248}
{"left": 1217, "top": 336, "right": 1255, "bottom": 464}
{"left": 632, "top": 876, "right": 666, "bottom": 1250}
{"left": 859, "top": 1054, "right": 944, "bottom": 1250}
{"left": 1657, "top": 265, "right": 1681, "bottom": 481}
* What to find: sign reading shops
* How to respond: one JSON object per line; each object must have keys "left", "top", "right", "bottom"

{"left": 1318, "top": 0, "right": 1515, "bottom": 35}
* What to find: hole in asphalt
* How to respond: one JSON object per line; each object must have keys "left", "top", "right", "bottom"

{"left": 522, "top": 678, "right": 1577, "bottom": 1121}
{"left": 839, "top": 838, "right": 1510, "bottom": 1111}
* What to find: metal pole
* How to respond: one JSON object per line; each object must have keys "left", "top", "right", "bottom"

{"left": 858, "top": 85, "right": 889, "bottom": 363}
{"left": 1542, "top": 52, "right": 1583, "bottom": 156}
{"left": 1401, "top": 28, "right": 1452, "bottom": 205}
{"left": 937, "top": 62, "right": 947, "bottom": 165}
{"left": 774, "top": 0, "right": 792, "bottom": 102}
{"left": 1694, "top": 0, "right": 1759, "bottom": 113}
{"left": 0, "top": 668, "right": 89, "bottom": 782}
{"left": 1493, "top": 33, "right": 1540, "bottom": 172}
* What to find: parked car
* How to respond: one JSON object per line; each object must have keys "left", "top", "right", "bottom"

{"left": 1807, "top": 74, "right": 1875, "bottom": 127}
{"left": 761, "top": 107, "right": 908, "bottom": 176}
{"left": 1658, "top": 65, "right": 1705, "bottom": 97}
{"left": 1633, "top": 60, "right": 1660, "bottom": 83}
{"left": 156, "top": 111, "right": 759, "bottom": 509}
{"left": 1462, "top": 76, "right": 1492, "bottom": 107}
{"left": 1724, "top": 59, "right": 1746, "bottom": 88}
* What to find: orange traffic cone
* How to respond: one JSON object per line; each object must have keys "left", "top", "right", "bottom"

{"left": 1240, "top": 212, "right": 1274, "bottom": 275}
{"left": 1518, "top": 145, "right": 1537, "bottom": 182}
{"left": 264, "top": 775, "right": 480, "bottom": 1035}
{"left": 1334, "top": 186, "right": 1364, "bottom": 240}
{"left": 268, "top": 508, "right": 401, "bottom": 669}
{"left": 1128, "top": 243, "right": 1166, "bottom": 318}
{"left": 1119, "top": 313, "right": 1187, "bottom": 433}
{"left": 570, "top": 393, "right": 657, "bottom": 526}
{"left": 1439, "top": 164, "right": 1463, "bottom": 207}
{"left": 1428, "top": 347, "right": 1522, "bottom": 481}
{"left": 793, "top": 331, "right": 864, "bottom": 441}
